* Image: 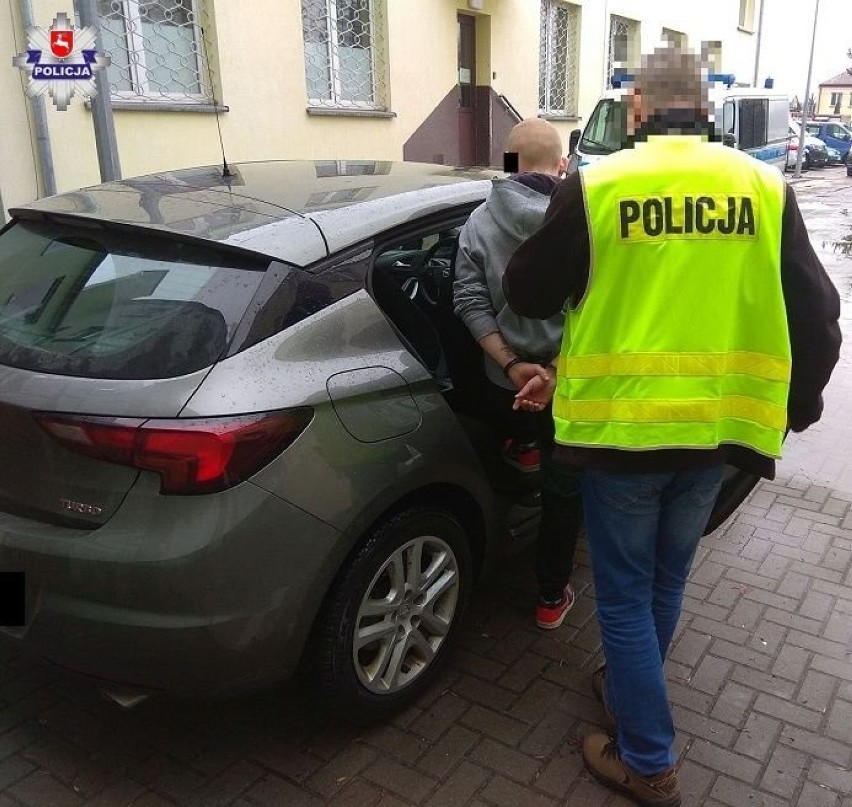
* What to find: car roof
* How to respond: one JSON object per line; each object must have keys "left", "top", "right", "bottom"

{"left": 10, "top": 160, "right": 497, "bottom": 266}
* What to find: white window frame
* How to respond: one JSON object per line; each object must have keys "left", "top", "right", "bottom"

{"left": 538, "top": 0, "right": 580, "bottom": 117}
{"left": 99, "top": 0, "right": 210, "bottom": 103}
{"left": 303, "top": 0, "right": 386, "bottom": 110}
{"left": 738, "top": 0, "right": 756, "bottom": 32}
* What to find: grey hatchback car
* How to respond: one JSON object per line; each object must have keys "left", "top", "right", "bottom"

{"left": 0, "top": 160, "right": 758, "bottom": 721}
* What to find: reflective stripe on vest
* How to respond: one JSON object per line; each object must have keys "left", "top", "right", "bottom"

{"left": 556, "top": 352, "right": 791, "bottom": 383}
{"left": 554, "top": 136, "right": 790, "bottom": 458}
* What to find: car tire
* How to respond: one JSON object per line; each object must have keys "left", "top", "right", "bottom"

{"left": 315, "top": 508, "right": 472, "bottom": 723}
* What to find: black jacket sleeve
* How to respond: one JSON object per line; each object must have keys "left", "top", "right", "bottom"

{"left": 780, "top": 184, "right": 841, "bottom": 432}
{"left": 503, "top": 170, "right": 590, "bottom": 318}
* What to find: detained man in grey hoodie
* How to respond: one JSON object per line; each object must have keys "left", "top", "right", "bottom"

{"left": 453, "top": 119, "right": 581, "bottom": 629}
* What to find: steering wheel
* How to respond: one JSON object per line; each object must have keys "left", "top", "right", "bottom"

{"left": 410, "top": 240, "right": 450, "bottom": 306}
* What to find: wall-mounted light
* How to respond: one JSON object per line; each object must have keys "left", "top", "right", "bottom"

{"left": 468, "top": 0, "right": 483, "bottom": 10}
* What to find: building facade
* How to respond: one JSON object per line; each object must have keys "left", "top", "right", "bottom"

{"left": 1, "top": 0, "right": 762, "bottom": 220}
{"left": 816, "top": 71, "right": 852, "bottom": 120}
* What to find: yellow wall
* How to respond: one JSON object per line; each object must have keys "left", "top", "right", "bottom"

{"left": 817, "top": 86, "right": 852, "bottom": 119}
{"left": 1, "top": 0, "right": 760, "bottom": 217}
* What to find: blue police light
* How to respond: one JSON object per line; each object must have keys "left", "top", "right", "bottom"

{"left": 713, "top": 73, "right": 737, "bottom": 88}
{"left": 609, "top": 71, "right": 736, "bottom": 89}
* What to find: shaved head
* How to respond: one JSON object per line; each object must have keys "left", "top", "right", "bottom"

{"left": 506, "top": 118, "right": 565, "bottom": 175}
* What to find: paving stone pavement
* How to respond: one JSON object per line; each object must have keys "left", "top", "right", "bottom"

{"left": 1, "top": 170, "right": 851, "bottom": 806}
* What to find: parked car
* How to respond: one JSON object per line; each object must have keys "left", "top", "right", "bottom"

{"left": 0, "top": 161, "right": 763, "bottom": 720}
{"left": 825, "top": 146, "right": 845, "bottom": 165}
{"left": 787, "top": 123, "right": 829, "bottom": 169}
{"left": 569, "top": 84, "right": 791, "bottom": 172}
{"left": 804, "top": 121, "right": 852, "bottom": 162}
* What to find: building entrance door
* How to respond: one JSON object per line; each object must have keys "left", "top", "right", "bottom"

{"left": 457, "top": 13, "right": 476, "bottom": 166}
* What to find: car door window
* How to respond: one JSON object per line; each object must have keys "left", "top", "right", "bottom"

{"left": 370, "top": 220, "right": 469, "bottom": 380}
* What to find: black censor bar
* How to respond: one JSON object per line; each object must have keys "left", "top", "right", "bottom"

{"left": 0, "top": 572, "right": 25, "bottom": 627}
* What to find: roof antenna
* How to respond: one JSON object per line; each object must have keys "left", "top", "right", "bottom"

{"left": 201, "top": 26, "right": 232, "bottom": 179}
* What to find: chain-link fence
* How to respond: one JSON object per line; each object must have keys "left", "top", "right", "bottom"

{"left": 301, "top": 0, "right": 388, "bottom": 110}
{"left": 538, "top": 0, "right": 579, "bottom": 117}
{"left": 95, "top": 0, "right": 213, "bottom": 104}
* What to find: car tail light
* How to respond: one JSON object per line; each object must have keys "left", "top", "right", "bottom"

{"left": 35, "top": 409, "right": 313, "bottom": 494}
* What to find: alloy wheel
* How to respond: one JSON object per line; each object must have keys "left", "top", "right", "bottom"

{"left": 352, "top": 535, "right": 459, "bottom": 694}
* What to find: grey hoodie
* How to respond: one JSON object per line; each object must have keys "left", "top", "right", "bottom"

{"left": 453, "top": 176, "right": 567, "bottom": 390}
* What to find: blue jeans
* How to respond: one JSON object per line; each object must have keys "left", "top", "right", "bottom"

{"left": 581, "top": 465, "right": 724, "bottom": 775}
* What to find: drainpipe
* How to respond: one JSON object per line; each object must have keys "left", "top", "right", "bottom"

{"left": 752, "top": 0, "right": 767, "bottom": 87}
{"left": 18, "top": 0, "right": 57, "bottom": 197}
{"left": 76, "top": 0, "right": 121, "bottom": 181}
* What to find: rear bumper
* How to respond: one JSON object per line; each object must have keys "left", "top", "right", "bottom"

{"left": 0, "top": 596, "right": 303, "bottom": 697}
{"left": 0, "top": 479, "right": 344, "bottom": 696}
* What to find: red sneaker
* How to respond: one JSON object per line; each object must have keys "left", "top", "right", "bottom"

{"left": 535, "top": 583, "right": 575, "bottom": 629}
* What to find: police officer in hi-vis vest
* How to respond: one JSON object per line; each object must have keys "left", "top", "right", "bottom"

{"left": 504, "top": 45, "right": 841, "bottom": 807}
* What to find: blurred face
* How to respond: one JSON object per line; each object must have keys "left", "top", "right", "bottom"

{"left": 625, "top": 87, "right": 709, "bottom": 137}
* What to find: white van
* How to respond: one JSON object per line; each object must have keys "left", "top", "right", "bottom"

{"left": 567, "top": 78, "right": 791, "bottom": 172}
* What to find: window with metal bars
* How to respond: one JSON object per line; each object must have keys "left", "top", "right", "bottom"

{"left": 607, "top": 15, "right": 639, "bottom": 87}
{"left": 96, "top": 0, "right": 212, "bottom": 103}
{"left": 302, "top": 0, "right": 387, "bottom": 109}
{"left": 538, "top": 0, "right": 579, "bottom": 117}
{"left": 661, "top": 28, "right": 687, "bottom": 49}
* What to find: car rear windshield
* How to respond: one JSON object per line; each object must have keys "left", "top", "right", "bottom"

{"left": 0, "top": 219, "right": 268, "bottom": 379}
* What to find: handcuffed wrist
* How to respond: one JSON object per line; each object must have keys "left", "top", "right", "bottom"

{"left": 502, "top": 357, "right": 524, "bottom": 377}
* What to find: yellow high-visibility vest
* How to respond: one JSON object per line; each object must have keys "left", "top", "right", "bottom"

{"left": 554, "top": 136, "right": 790, "bottom": 458}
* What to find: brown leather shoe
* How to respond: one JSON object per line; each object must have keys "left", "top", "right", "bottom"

{"left": 591, "top": 664, "right": 616, "bottom": 727}
{"left": 581, "top": 733, "right": 681, "bottom": 807}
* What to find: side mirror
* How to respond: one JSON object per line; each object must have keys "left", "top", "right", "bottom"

{"left": 568, "top": 129, "right": 581, "bottom": 155}
{"left": 723, "top": 132, "right": 737, "bottom": 149}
